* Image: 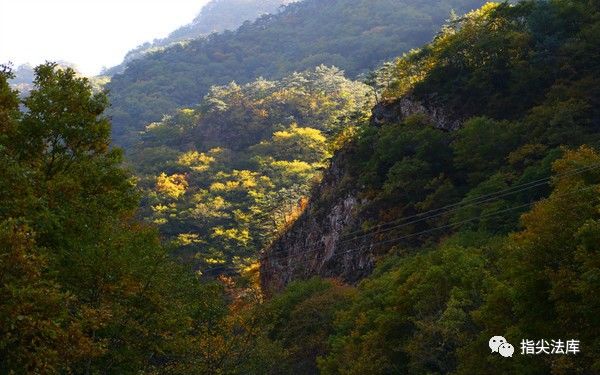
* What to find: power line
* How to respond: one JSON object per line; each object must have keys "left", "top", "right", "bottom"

{"left": 306, "top": 162, "right": 600, "bottom": 243}
{"left": 203, "top": 163, "right": 600, "bottom": 273}
{"left": 258, "top": 163, "right": 600, "bottom": 263}
{"left": 202, "top": 183, "right": 597, "bottom": 275}
{"left": 263, "top": 184, "right": 597, "bottom": 272}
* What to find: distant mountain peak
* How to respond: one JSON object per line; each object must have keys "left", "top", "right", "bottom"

{"left": 102, "top": 0, "right": 294, "bottom": 76}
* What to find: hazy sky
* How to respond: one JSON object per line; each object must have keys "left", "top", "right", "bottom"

{"left": 0, "top": 0, "right": 210, "bottom": 76}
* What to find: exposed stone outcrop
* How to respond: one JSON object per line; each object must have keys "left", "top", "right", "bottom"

{"left": 260, "top": 149, "right": 375, "bottom": 296}
{"left": 372, "top": 96, "right": 461, "bottom": 131}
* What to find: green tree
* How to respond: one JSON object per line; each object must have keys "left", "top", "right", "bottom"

{"left": 463, "top": 146, "right": 600, "bottom": 374}
{"left": 0, "top": 64, "right": 226, "bottom": 374}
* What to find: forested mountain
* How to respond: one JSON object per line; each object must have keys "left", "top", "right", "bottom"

{"left": 3, "top": 0, "right": 600, "bottom": 373}
{"left": 254, "top": 1, "right": 600, "bottom": 373}
{"left": 263, "top": 0, "right": 600, "bottom": 289}
{"left": 106, "top": 0, "right": 486, "bottom": 146}
{"left": 102, "top": 0, "right": 293, "bottom": 76}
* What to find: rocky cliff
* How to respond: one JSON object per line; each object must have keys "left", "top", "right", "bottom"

{"left": 259, "top": 148, "right": 372, "bottom": 296}
{"left": 260, "top": 96, "right": 461, "bottom": 294}
{"left": 371, "top": 96, "right": 461, "bottom": 130}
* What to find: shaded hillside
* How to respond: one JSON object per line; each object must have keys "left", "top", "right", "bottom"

{"left": 106, "top": 0, "right": 486, "bottom": 145}
{"left": 102, "top": 0, "right": 292, "bottom": 76}
{"left": 261, "top": 0, "right": 600, "bottom": 291}
{"left": 248, "top": 2, "right": 600, "bottom": 373}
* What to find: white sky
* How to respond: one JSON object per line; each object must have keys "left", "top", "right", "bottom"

{"left": 0, "top": 0, "right": 210, "bottom": 76}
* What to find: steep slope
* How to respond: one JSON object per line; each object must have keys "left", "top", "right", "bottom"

{"left": 106, "top": 0, "right": 486, "bottom": 145}
{"left": 102, "top": 0, "right": 292, "bottom": 76}
{"left": 261, "top": 0, "right": 600, "bottom": 294}
{"left": 260, "top": 96, "right": 461, "bottom": 292}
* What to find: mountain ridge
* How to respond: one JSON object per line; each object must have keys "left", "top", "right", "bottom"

{"left": 102, "top": 0, "right": 293, "bottom": 76}
{"left": 105, "top": 0, "right": 487, "bottom": 146}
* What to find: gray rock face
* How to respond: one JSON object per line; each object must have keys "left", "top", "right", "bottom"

{"left": 260, "top": 150, "right": 374, "bottom": 295}
{"left": 260, "top": 96, "right": 461, "bottom": 294}
{"left": 372, "top": 96, "right": 461, "bottom": 131}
